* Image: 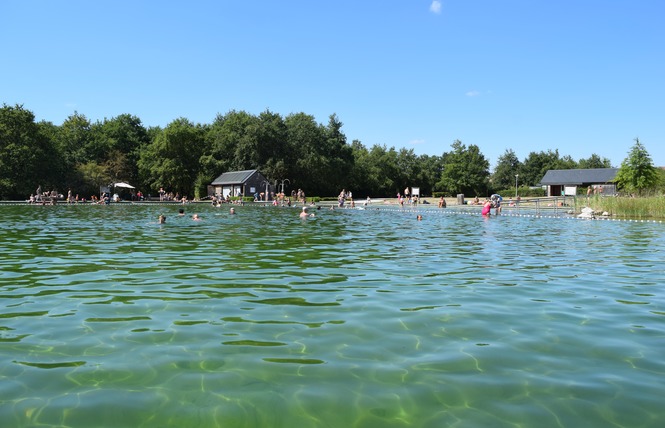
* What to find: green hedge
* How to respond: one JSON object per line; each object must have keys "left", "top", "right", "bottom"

{"left": 229, "top": 196, "right": 254, "bottom": 202}
{"left": 432, "top": 186, "right": 545, "bottom": 199}
{"left": 494, "top": 186, "right": 545, "bottom": 198}
{"left": 431, "top": 192, "right": 451, "bottom": 198}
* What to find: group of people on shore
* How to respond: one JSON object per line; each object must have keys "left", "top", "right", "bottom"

{"left": 32, "top": 183, "right": 507, "bottom": 222}
{"left": 29, "top": 186, "right": 62, "bottom": 205}
{"left": 28, "top": 187, "right": 92, "bottom": 205}
{"left": 396, "top": 187, "right": 420, "bottom": 207}
{"left": 210, "top": 194, "right": 246, "bottom": 207}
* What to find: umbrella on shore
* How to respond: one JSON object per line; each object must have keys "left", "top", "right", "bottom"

{"left": 113, "top": 182, "right": 135, "bottom": 189}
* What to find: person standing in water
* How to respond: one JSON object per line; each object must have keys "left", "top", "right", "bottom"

{"left": 491, "top": 194, "right": 503, "bottom": 215}
{"left": 481, "top": 199, "right": 492, "bottom": 216}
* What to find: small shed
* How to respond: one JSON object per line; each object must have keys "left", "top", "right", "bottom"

{"left": 209, "top": 169, "right": 271, "bottom": 200}
{"left": 540, "top": 168, "right": 619, "bottom": 196}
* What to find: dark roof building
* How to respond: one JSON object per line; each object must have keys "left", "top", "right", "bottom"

{"left": 540, "top": 168, "right": 619, "bottom": 185}
{"left": 209, "top": 169, "right": 272, "bottom": 200}
{"left": 540, "top": 168, "right": 619, "bottom": 197}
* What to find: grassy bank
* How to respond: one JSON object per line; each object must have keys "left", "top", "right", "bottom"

{"left": 586, "top": 196, "right": 665, "bottom": 219}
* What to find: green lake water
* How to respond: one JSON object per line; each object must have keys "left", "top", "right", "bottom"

{"left": 1, "top": 203, "right": 664, "bottom": 427}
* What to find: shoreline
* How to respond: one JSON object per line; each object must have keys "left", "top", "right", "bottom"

{"left": 0, "top": 196, "right": 572, "bottom": 211}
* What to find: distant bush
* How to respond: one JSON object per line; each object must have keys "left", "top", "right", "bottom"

{"left": 230, "top": 196, "right": 254, "bottom": 203}
{"left": 495, "top": 186, "right": 545, "bottom": 198}
{"left": 434, "top": 186, "right": 545, "bottom": 199}
{"left": 432, "top": 192, "right": 453, "bottom": 198}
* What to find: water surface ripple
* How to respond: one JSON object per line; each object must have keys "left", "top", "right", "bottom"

{"left": 1, "top": 204, "right": 664, "bottom": 427}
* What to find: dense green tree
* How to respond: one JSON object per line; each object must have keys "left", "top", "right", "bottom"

{"left": 2, "top": 103, "right": 634, "bottom": 200}
{"left": 97, "top": 114, "right": 150, "bottom": 184}
{"left": 255, "top": 110, "right": 290, "bottom": 181}
{"left": 36, "top": 120, "right": 67, "bottom": 188}
{"left": 614, "top": 138, "right": 659, "bottom": 195}
{"left": 138, "top": 118, "right": 204, "bottom": 197}
{"left": 286, "top": 112, "right": 327, "bottom": 192}
{"left": 656, "top": 169, "right": 665, "bottom": 194}
{"left": 370, "top": 145, "right": 401, "bottom": 196}
{"left": 209, "top": 109, "right": 292, "bottom": 191}
{"left": 436, "top": 140, "right": 490, "bottom": 197}
{"left": 520, "top": 149, "right": 576, "bottom": 186}
{"left": 75, "top": 161, "right": 110, "bottom": 196}
{"left": 348, "top": 140, "right": 377, "bottom": 196}
{"left": 395, "top": 148, "right": 419, "bottom": 192}
{"left": 103, "top": 150, "right": 133, "bottom": 184}
{"left": 558, "top": 154, "right": 578, "bottom": 170}
{"left": 201, "top": 110, "right": 352, "bottom": 197}
{"left": 231, "top": 121, "right": 261, "bottom": 171}
{"left": 348, "top": 142, "right": 441, "bottom": 197}
{"left": 146, "top": 125, "right": 162, "bottom": 144}
{"left": 578, "top": 153, "right": 613, "bottom": 169}
{"left": 200, "top": 110, "right": 253, "bottom": 184}
{"left": 0, "top": 104, "right": 55, "bottom": 199}
{"left": 491, "top": 149, "right": 522, "bottom": 191}
{"left": 84, "top": 122, "right": 111, "bottom": 164}
{"left": 414, "top": 154, "right": 443, "bottom": 196}
{"left": 319, "top": 114, "right": 354, "bottom": 195}
{"left": 56, "top": 112, "right": 93, "bottom": 166}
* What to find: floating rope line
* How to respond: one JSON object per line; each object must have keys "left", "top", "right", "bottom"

{"left": 361, "top": 205, "right": 664, "bottom": 224}
{"left": 2, "top": 200, "right": 662, "bottom": 223}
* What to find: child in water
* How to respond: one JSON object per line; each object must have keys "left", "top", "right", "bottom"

{"left": 481, "top": 199, "right": 492, "bottom": 216}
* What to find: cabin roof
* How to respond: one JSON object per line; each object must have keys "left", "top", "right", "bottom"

{"left": 211, "top": 169, "right": 262, "bottom": 185}
{"left": 540, "top": 168, "right": 619, "bottom": 185}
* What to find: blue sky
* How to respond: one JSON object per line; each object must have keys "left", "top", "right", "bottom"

{"left": 2, "top": 0, "right": 664, "bottom": 168}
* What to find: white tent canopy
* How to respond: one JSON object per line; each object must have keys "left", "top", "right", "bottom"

{"left": 113, "top": 182, "right": 135, "bottom": 189}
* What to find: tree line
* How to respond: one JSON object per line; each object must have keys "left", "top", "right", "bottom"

{"left": 1, "top": 103, "right": 660, "bottom": 200}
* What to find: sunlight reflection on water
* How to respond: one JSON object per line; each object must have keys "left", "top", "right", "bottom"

{"left": 1, "top": 203, "right": 664, "bottom": 427}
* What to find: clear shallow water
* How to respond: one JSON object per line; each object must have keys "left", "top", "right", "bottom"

{"left": 1, "top": 203, "right": 664, "bottom": 428}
